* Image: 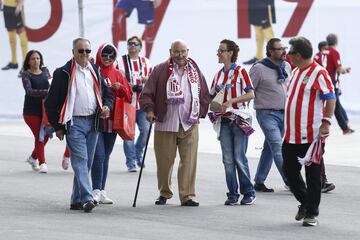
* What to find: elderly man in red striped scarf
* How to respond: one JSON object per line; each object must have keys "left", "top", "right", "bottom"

{"left": 45, "top": 38, "right": 113, "bottom": 213}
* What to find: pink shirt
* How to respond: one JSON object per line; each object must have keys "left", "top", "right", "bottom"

{"left": 155, "top": 63, "right": 193, "bottom": 132}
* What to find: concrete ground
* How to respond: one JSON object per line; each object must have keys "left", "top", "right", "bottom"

{"left": 0, "top": 120, "right": 359, "bottom": 240}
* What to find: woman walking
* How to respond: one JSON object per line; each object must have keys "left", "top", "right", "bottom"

{"left": 209, "top": 39, "right": 256, "bottom": 205}
{"left": 91, "top": 43, "right": 132, "bottom": 204}
{"left": 22, "top": 50, "right": 51, "bottom": 173}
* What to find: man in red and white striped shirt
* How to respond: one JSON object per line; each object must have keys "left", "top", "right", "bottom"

{"left": 283, "top": 37, "right": 336, "bottom": 227}
{"left": 118, "top": 36, "right": 152, "bottom": 172}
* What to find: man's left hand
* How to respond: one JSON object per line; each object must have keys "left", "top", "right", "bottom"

{"left": 319, "top": 122, "right": 330, "bottom": 138}
{"left": 101, "top": 106, "right": 110, "bottom": 118}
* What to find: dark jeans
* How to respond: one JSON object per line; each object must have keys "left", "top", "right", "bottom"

{"left": 335, "top": 88, "right": 349, "bottom": 130}
{"left": 91, "top": 132, "right": 117, "bottom": 190}
{"left": 282, "top": 142, "right": 321, "bottom": 217}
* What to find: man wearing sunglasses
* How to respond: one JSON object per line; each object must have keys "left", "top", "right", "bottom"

{"left": 139, "top": 40, "right": 211, "bottom": 207}
{"left": 249, "top": 38, "right": 291, "bottom": 193}
{"left": 118, "top": 36, "right": 152, "bottom": 172}
{"left": 45, "top": 38, "right": 114, "bottom": 213}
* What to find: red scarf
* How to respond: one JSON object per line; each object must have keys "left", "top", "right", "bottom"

{"left": 59, "top": 59, "right": 103, "bottom": 124}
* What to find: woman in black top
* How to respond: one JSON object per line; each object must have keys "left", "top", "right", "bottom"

{"left": 22, "top": 50, "right": 51, "bottom": 173}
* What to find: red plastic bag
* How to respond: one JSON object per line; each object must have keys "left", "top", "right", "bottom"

{"left": 113, "top": 97, "right": 136, "bottom": 140}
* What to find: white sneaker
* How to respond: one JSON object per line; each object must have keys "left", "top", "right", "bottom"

{"left": 100, "top": 190, "right": 113, "bottom": 204}
{"left": 92, "top": 189, "right": 101, "bottom": 204}
{"left": 26, "top": 156, "right": 40, "bottom": 171}
{"left": 62, "top": 156, "right": 70, "bottom": 170}
{"left": 38, "top": 163, "right": 48, "bottom": 173}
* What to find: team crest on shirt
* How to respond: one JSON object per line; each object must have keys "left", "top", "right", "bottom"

{"left": 302, "top": 76, "right": 310, "bottom": 84}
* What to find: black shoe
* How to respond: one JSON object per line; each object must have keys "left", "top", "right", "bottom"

{"left": 321, "top": 182, "right": 335, "bottom": 193}
{"left": 18, "top": 69, "right": 23, "bottom": 78}
{"left": 243, "top": 57, "right": 258, "bottom": 65}
{"left": 83, "top": 201, "right": 95, "bottom": 213}
{"left": 70, "top": 202, "right": 83, "bottom": 210}
{"left": 181, "top": 199, "right": 199, "bottom": 207}
{"left": 254, "top": 183, "right": 274, "bottom": 192}
{"left": 302, "top": 215, "right": 318, "bottom": 226}
{"left": 1, "top": 62, "right": 18, "bottom": 70}
{"left": 295, "top": 205, "right": 306, "bottom": 221}
{"left": 155, "top": 196, "right": 167, "bottom": 205}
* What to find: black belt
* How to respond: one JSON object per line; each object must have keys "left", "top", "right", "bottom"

{"left": 258, "top": 109, "right": 284, "bottom": 112}
{"left": 73, "top": 114, "right": 95, "bottom": 119}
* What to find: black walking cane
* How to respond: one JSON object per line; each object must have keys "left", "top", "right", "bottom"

{"left": 132, "top": 122, "right": 153, "bottom": 207}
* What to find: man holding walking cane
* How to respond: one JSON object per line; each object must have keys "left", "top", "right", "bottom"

{"left": 139, "top": 39, "right": 211, "bottom": 207}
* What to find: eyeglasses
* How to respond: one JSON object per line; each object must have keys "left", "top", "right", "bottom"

{"left": 101, "top": 53, "right": 116, "bottom": 60}
{"left": 272, "top": 47, "right": 288, "bottom": 51}
{"left": 128, "top": 41, "right": 141, "bottom": 47}
{"left": 217, "top": 49, "right": 229, "bottom": 54}
{"left": 77, "top": 49, "right": 91, "bottom": 54}
{"left": 172, "top": 49, "right": 188, "bottom": 57}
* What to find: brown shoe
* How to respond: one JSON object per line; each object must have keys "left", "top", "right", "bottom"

{"left": 181, "top": 199, "right": 199, "bottom": 207}
{"left": 343, "top": 128, "right": 355, "bottom": 135}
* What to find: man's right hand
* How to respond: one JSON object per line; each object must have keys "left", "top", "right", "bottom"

{"left": 146, "top": 111, "right": 156, "bottom": 123}
{"left": 56, "top": 130, "right": 65, "bottom": 140}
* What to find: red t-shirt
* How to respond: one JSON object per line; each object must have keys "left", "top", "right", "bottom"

{"left": 316, "top": 47, "right": 342, "bottom": 83}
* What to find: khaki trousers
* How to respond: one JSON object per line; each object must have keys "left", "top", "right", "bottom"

{"left": 254, "top": 25, "right": 274, "bottom": 60}
{"left": 154, "top": 124, "right": 199, "bottom": 203}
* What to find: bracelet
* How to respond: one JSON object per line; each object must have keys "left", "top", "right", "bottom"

{"left": 321, "top": 117, "right": 332, "bottom": 125}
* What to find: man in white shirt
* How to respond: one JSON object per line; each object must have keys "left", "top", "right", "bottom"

{"left": 45, "top": 38, "right": 113, "bottom": 213}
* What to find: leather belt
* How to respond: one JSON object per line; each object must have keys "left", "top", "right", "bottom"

{"left": 73, "top": 114, "right": 95, "bottom": 119}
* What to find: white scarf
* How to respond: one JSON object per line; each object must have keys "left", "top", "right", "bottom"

{"left": 166, "top": 58, "right": 200, "bottom": 124}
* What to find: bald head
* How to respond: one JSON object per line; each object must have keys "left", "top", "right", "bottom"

{"left": 170, "top": 39, "right": 188, "bottom": 51}
{"left": 169, "top": 39, "right": 189, "bottom": 68}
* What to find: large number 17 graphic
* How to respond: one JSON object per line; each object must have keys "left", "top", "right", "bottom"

{"left": 237, "top": 0, "right": 314, "bottom": 38}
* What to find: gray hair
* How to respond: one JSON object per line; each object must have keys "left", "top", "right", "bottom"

{"left": 326, "top": 33, "right": 338, "bottom": 46}
{"left": 72, "top": 38, "right": 91, "bottom": 49}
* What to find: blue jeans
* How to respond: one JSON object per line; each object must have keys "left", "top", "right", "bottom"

{"left": 66, "top": 117, "right": 99, "bottom": 205}
{"left": 123, "top": 109, "right": 150, "bottom": 168}
{"left": 91, "top": 132, "right": 117, "bottom": 190}
{"left": 255, "top": 110, "right": 287, "bottom": 185}
{"left": 219, "top": 120, "right": 255, "bottom": 200}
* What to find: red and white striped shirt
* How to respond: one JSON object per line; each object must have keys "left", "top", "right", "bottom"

{"left": 119, "top": 55, "right": 152, "bottom": 109}
{"left": 284, "top": 62, "right": 335, "bottom": 144}
{"left": 210, "top": 64, "right": 253, "bottom": 117}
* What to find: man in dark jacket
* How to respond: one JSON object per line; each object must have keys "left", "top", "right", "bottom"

{"left": 139, "top": 40, "right": 211, "bottom": 207}
{"left": 45, "top": 38, "right": 113, "bottom": 213}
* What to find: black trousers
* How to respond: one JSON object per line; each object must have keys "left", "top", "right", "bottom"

{"left": 282, "top": 142, "right": 321, "bottom": 217}
{"left": 335, "top": 88, "right": 349, "bottom": 131}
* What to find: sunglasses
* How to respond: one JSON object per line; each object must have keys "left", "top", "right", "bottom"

{"left": 128, "top": 41, "right": 141, "bottom": 47}
{"left": 101, "top": 53, "right": 116, "bottom": 60}
{"left": 77, "top": 49, "right": 91, "bottom": 54}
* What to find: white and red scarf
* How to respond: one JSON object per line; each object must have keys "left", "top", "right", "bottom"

{"left": 297, "top": 136, "right": 326, "bottom": 166}
{"left": 166, "top": 58, "right": 200, "bottom": 124}
{"left": 59, "top": 59, "right": 103, "bottom": 125}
